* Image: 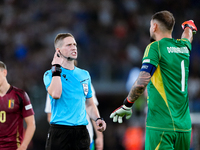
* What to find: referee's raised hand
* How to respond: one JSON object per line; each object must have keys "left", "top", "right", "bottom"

{"left": 51, "top": 50, "right": 63, "bottom": 66}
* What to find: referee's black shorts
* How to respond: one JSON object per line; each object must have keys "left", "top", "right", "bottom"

{"left": 45, "top": 124, "right": 90, "bottom": 150}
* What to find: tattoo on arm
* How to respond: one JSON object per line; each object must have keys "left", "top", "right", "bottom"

{"left": 128, "top": 71, "right": 151, "bottom": 102}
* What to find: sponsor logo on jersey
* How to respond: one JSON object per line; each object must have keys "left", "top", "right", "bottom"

{"left": 82, "top": 83, "right": 88, "bottom": 96}
{"left": 62, "top": 74, "right": 68, "bottom": 81}
{"left": 45, "top": 72, "right": 49, "bottom": 76}
{"left": 8, "top": 99, "right": 14, "bottom": 109}
{"left": 80, "top": 78, "right": 89, "bottom": 83}
{"left": 167, "top": 47, "right": 189, "bottom": 53}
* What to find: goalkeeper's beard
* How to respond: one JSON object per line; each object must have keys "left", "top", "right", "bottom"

{"left": 150, "top": 36, "right": 156, "bottom": 43}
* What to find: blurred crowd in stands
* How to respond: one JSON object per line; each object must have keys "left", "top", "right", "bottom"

{"left": 0, "top": 0, "right": 200, "bottom": 149}
{"left": 0, "top": 0, "right": 199, "bottom": 111}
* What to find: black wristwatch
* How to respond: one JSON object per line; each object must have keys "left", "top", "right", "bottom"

{"left": 95, "top": 117, "right": 104, "bottom": 122}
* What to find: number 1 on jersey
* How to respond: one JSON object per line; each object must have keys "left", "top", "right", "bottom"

{"left": 181, "top": 60, "right": 185, "bottom": 92}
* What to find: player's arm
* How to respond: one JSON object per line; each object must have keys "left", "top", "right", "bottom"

{"left": 44, "top": 94, "right": 52, "bottom": 123}
{"left": 110, "top": 63, "right": 156, "bottom": 123}
{"left": 127, "top": 70, "right": 151, "bottom": 102}
{"left": 181, "top": 20, "right": 197, "bottom": 43}
{"left": 86, "top": 97, "right": 106, "bottom": 132}
{"left": 125, "top": 63, "right": 155, "bottom": 103}
{"left": 17, "top": 115, "right": 36, "bottom": 150}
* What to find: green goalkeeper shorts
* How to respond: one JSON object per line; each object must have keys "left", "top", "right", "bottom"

{"left": 145, "top": 129, "right": 191, "bottom": 150}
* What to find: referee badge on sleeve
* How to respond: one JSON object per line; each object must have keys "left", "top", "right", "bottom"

{"left": 82, "top": 83, "right": 88, "bottom": 96}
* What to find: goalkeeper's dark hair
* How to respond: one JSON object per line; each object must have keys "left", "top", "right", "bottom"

{"left": 0, "top": 61, "right": 7, "bottom": 70}
{"left": 152, "top": 10, "right": 175, "bottom": 32}
{"left": 54, "top": 33, "right": 74, "bottom": 49}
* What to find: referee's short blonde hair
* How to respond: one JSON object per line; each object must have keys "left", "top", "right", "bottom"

{"left": 54, "top": 33, "right": 74, "bottom": 49}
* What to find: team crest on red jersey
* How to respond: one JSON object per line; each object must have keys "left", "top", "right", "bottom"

{"left": 8, "top": 99, "right": 14, "bottom": 109}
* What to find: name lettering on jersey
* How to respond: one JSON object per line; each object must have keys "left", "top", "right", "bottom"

{"left": 25, "top": 104, "right": 33, "bottom": 110}
{"left": 167, "top": 47, "right": 189, "bottom": 53}
{"left": 8, "top": 99, "right": 14, "bottom": 109}
{"left": 82, "top": 83, "right": 88, "bottom": 96}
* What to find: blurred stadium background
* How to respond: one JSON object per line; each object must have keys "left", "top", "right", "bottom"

{"left": 0, "top": 0, "right": 200, "bottom": 149}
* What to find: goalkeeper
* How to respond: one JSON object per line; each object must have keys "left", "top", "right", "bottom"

{"left": 110, "top": 10, "right": 197, "bottom": 150}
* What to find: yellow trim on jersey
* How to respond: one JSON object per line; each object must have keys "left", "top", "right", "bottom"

{"left": 155, "top": 131, "right": 165, "bottom": 150}
{"left": 181, "top": 38, "right": 188, "bottom": 42}
{"left": 158, "top": 41, "right": 161, "bottom": 60}
{"left": 144, "top": 43, "right": 151, "bottom": 57}
{"left": 151, "top": 65, "right": 176, "bottom": 131}
{"left": 146, "top": 125, "right": 192, "bottom": 132}
{"left": 151, "top": 65, "right": 168, "bottom": 106}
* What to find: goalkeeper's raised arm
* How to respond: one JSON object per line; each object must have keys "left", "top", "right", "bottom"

{"left": 181, "top": 20, "right": 197, "bottom": 43}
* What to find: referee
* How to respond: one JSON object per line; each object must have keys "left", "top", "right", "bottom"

{"left": 43, "top": 33, "right": 106, "bottom": 150}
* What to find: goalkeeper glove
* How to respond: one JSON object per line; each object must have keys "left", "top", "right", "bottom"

{"left": 182, "top": 20, "right": 197, "bottom": 34}
{"left": 110, "top": 98, "right": 134, "bottom": 123}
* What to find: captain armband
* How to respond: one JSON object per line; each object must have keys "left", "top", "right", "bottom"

{"left": 140, "top": 63, "right": 156, "bottom": 76}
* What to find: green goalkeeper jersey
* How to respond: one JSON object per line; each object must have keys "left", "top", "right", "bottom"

{"left": 143, "top": 38, "right": 192, "bottom": 132}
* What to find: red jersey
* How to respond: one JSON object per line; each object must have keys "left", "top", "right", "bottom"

{"left": 0, "top": 86, "right": 34, "bottom": 150}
